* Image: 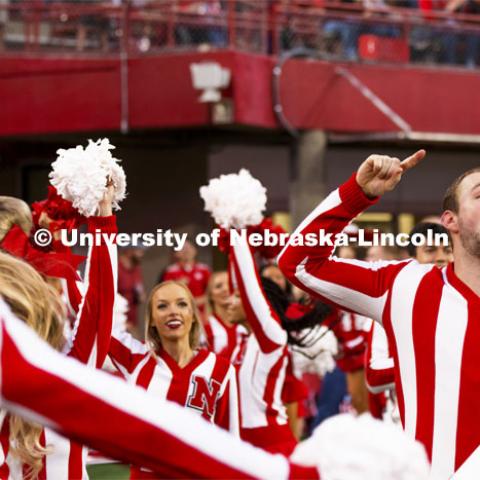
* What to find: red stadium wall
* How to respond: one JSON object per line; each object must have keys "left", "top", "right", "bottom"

{"left": 1, "top": 51, "right": 479, "bottom": 136}
{"left": 1, "top": 57, "right": 121, "bottom": 135}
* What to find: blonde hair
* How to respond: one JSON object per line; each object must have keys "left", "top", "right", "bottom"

{"left": 145, "top": 281, "right": 201, "bottom": 352}
{"left": 0, "top": 196, "right": 33, "bottom": 242}
{"left": 0, "top": 252, "right": 65, "bottom": 479}
{"left": 206, "top": 270, "right": 228, "bottom": 316}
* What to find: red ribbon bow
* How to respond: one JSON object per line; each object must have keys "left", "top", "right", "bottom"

{"left": 1, "top": 225, "right": 85, "bottom": 281}
{"left": 31, "top": 186, "right": 85, "bottom": 233}
{"left": 217, "top": 218, "right": 287, "bottom": 259}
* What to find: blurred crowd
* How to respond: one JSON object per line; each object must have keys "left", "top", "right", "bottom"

{"left": 0, "top": 0, "right": 480, "bottom": 68}
{"left": 281, "top": 0, "right": 480, "bottom": 68}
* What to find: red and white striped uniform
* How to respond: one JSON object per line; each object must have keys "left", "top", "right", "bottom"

{"left": 109, "top": 330, "right": 239, "bottom": 477}
{"left": 0, "top": 216, "right": 117, "bottom": 480}
{"left": 0, "top": 297, "right": 318, "bottom": 480}
{"left": 230, "top": 235, "right": 297, "bottom": 455}
{"left": 278, "top": 173, "right": 480, "bottom": 479}
{"left": 365, "top": 321, "right": 395, "bottom": 394}
{"left": 109, "top": 332, "right": 239, "bottom": 433}
{"left": 330, "top": 311, "right": 371, "bottom": 373}
{"left": 282, "top": 352, "right": 308, "bottom": 418}
{"left": 204, "top": 313, "right": 248, "bottom": 360}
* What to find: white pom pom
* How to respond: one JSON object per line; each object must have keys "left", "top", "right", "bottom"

{"left": 50, "top": 138, "right": 127, "bottom": 217}
{"left": 200, "top": 169, "right": 267, "bottom": 228}
{"left": 292, "top": 326, "right": 338, "bottom": 377}
{"left": 291, "top": 414, "right": 430, "bottom": 480}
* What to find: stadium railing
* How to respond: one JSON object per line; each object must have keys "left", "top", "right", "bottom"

{"left": 0, "top": 1, "right": 479, "bottom": 69}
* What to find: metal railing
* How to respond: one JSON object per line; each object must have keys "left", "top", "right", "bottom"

{"left": 0, "top": 1, "right": 479, "bottom": 69}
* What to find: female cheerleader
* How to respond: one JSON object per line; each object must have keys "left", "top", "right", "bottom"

{"left": 0, "top": 186, "right": 117, "bottom": 480}
{"left": 108, "top": 280, "right": 239, "bottom": 478}
{"left": 203, "top": 270, "right": 248, "bottom": 359}
{"left": 226, "top": 232, "right": 308, "bottom": 455}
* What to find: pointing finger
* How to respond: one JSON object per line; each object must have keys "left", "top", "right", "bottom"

{"left": 400, "top": 150, "right": 426, "bottom": 171}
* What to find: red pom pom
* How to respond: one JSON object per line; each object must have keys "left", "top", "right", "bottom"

{"left": 31, "top": 186, "right": 86, "bottom": 233}
{"left": 285, "top": 302, "right": 313, "bottom": 320}
{"left": 217, "top": 227, "right": 231, "bottom": 254}
{"left": 248, "top": 218, "right": 286, "bottom": 259}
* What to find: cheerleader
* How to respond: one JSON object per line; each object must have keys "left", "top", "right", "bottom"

{"left": 203, "top": 270, "right": 248, "bottom": 359}
{"left": 0, "top": 197, "right": 32, "bottom": 241}
{"left": 259, "top": 263, "right": 309, "bottom": 440}
{"left": 226, "top": 232, "right": 298, "bottom": 455}
{"left": 0, "top": 185, "right": 117, "bottom": 479}
{"left": 200, "top": 169, "right": 333, "bottom": 455}
{"left": 108, "top": 280, "right": 239, "bottom": 478}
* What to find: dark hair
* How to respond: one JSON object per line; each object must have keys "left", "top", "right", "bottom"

{"left": 407, "top": 222, "right": 450, "bottom": 257}
{"left": 260, "top": 276, "right": 332, "bottom": 347}
{"left": 259, "top": 263, "right": 293, "bottom": 300}
{"left": 443, "top": 167, "right": 480, "bottom": 213}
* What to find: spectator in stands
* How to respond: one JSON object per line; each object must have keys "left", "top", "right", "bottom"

{"left": 118, "top": 246, "right": 146, "bottom": 336}
{"left": 409, "top": 0, "right": 442, "bottom": 63}
{"left": 412, "top": 0, "right": 467, "bottom": 66}
{"left": 175, "top": 1, "right": 226, "bottom": 49}
{"left": 447, "top": 0, "right": 480, "bottom": 67}
{"left": 407, "top": 222, "right": 453, "bottom": 265}
{"left": 159, "top": 240, "right": 211, "bottom": 312}
{"left": 74, "top": 0, "right": 111, "bottom": 52}
{"left": 361, "top": 0, "right": 402, "bottom": 40}
{"left": 322, "top": 0, "right": 363, "bottom": 61}
{"left": 311, "top": 365, "right": 348, "bottom": 429}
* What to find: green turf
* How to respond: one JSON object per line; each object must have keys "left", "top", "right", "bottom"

{"left": 86, "top": 463, "right": 130, "bottom": 480}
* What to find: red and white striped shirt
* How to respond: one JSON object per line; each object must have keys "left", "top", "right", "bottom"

{"left": 365, "top": 321, "right": 395, "bottom": 394}
{"left": 230, "top": 235, "right": 297, "bottom": 455}
{"left": 0, "top": 215, "right": 117, "bottom": 480}
{"left": 278, "top": 173, "right": 480, "bottom": 479}
{"left": 204, "top": 313, "right": 248, "bottom": 360}
{"left": 0, "top": 299, "right": 318, "bottom": 480}
{"left": 331, "top": 311, "right": 371, "bottom": 373}
{"left": 109, "top": 331, "right": 239, "bottom": 431}
{"left": 109, "top": 329, "right": 239, "bottom": 476}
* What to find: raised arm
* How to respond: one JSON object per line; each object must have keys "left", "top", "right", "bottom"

{"left": 108, "top": 328, "right": 150, "bottom": 378}
{"left": 0, "top": 299, "right": 317, "bottom": 480}
{"left": 278, "top": 151, "right": 425, "bottom": 323}
{"left": 65, "top": 187, "right": 117, "bottom": 368}
{"left": 230, "top": 233, "right": 287, "bottom": 353}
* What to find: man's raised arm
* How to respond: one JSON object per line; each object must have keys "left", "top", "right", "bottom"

{"left": 277, "top": 151, "right": 425, "bottom": 323}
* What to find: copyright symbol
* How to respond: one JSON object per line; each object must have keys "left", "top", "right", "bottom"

{"left": 34, "top": 229, "right": 53, "bottom": 247}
